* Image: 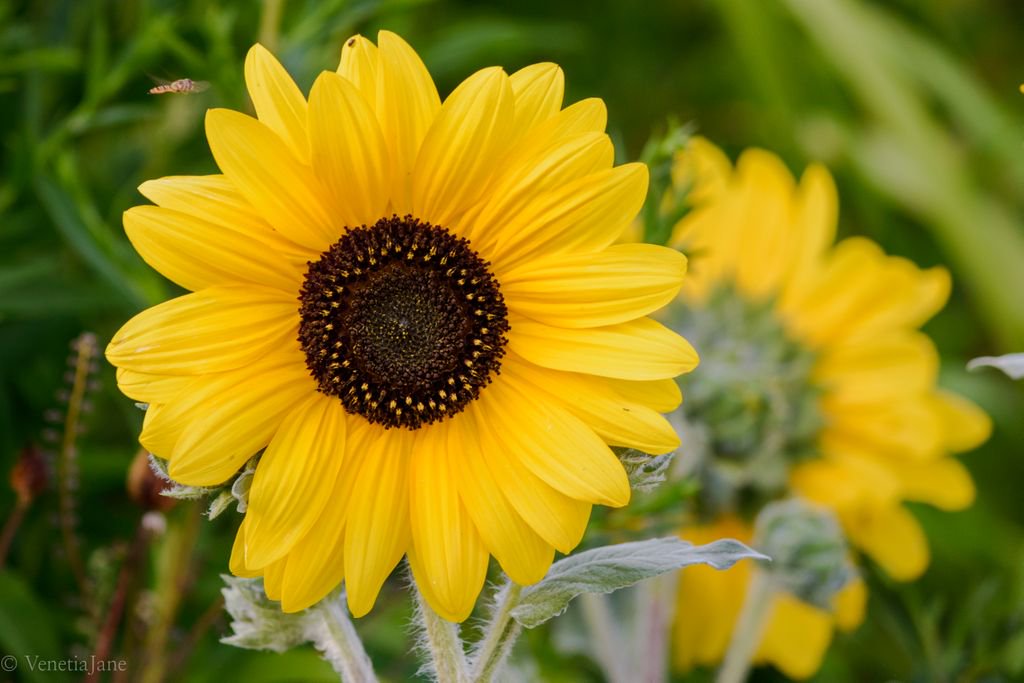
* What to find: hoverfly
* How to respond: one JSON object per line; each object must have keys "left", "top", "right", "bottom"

{"left": 148, "top": 78, "right": 210, "bottom": 95}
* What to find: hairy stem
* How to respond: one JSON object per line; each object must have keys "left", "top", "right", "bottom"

{"left": 635, "top": 573, "right": 677, "bottom": 683}
{"left": 58, "top": 332, "right": 96, "bottom": 596}
{"left": 716, "top": 569, "right": 776, "bottom": 683}
{"left": 580, "top": 593, "right": 630, "bottom": 683}
{"left": 87, "top": 519, "right": 150, "bottom": 682}
{"left": 470, "top": 581, "right": 524, "bottom": 682}
{"left": 413, "top": 583, "right": 470, "bottom": 683}
{"left": 140, "top": 503, "right": 202, "bottom": 683}
{"left": 309, "top": 594, "right": 378, "bottom": 683}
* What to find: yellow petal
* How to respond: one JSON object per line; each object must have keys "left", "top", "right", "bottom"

{"left": 337, "top": 34, "right": 379, "bottom": 105}
{"left": 205, "top": 108, "right": 337, "bottom": 251}
{"left": 832, "top": 576, "right": 867, "bottom": 632}
{"left": 281, "top": 522, "right": 345, "bottom": 613}
{"left": 263, "top": 556, "right": 287, "bottom": 602}
{"left": 470, "top": 399, "right": 591, "bottom": 553}
{"left": 845, "top": 262, "right": 951, "bottom": 338}
{"left": 375, "top": 30, "right": 440, "bottom": 212}
{"left": 408, "top": 421, "right": 489, "bottom": 622}
{"left": 788, "top": 238, "right": 951, "bottom": 347}
{"left": 673, "top": 517, "right": 752, "bottom": 672}
{"left": 123, "top": 205, "right": 305, "bottom": 292}
{"left": 539, "top": 97, "right": 607, "bottom": 136}
{"left": 669, "top": 136, "right": 732, "bottom": 208}
{"left": 605, "top": 377, "right": 683, "bottom": 413}
{"left": 669, "top": 140, "right": 743, "bottom": 299}
{"left": 930, "top": 389, "right": 991, "bottom": 453}
{"left": 501, "top": 243, "right": 687, "bottom": 328}
{"left": 229, "top": 518, "right": 260, "bottom": 578}
{"left": 730, "top": 149, "right": 798, "bottom": 301}
{"left": 116, "top": 368, "right": 190, "bottom": 404}
{"left": 279, "top": 417, "right": 371, "bottom": 612}
{"left": 165, "top": 351, "right": 315, "bottom": 486}
{"left": 813, "top": 331, "right": 939, "bottom": 406}
{"left": 778, "top": 163, "right": 838, "bottom": 306}
{"left": 244, "top": 44, "right": 310, "bottom": 163}
{"left": 791, "top": 448, "right": 900, "bottom": 511}
{"left": 822, "top": 396, "right": 944, "bottom": 461}
{"left": 344, "top": 426, "right": 412, "bottom": 618}
{"left": 509, "top": 62, "right": 564, "bottom": 137}
{"left": 754, "top": 593, "right": 834, "bottom": 680}
{"left": 883, "top": 456, "right": 975, "bottom": 511}
{"left": 139, "top": 401, "right": 183, "bottom": 457}
{"left": 507, "top": 313, "right": 699, "bottom": 381}
{"left": 489, "top": 164, "right": 649, "bottom": 275}
{"left": 452, "top": 409, "right": 554, "bottom": 585}
{"left": 244, "top": 393, "right": 347, "bottom": 569}
{"left": 846, "top": 504, "right": 929, "bottom": 581}
{"left": 412, "top": 67, "right": 514, "bottom": 225}
{"left": 510, "top": 359, "right": 680, "bottom": 454}
{"left": 464, "top": 130, "right": 613, "bottom": 251}
{"left": 487, "top": 366, "right": 631, "bottom": 506}
{"left": 308, "top": 71, "right": 391, "bottom": 227}
{"left": 139, "top": 175, "right": 268, "bottom": 232}
{"left": 106, "top": 286, "right": 297, "bottom": 375}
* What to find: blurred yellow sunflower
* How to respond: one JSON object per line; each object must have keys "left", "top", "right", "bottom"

{"left": 106, "top": 32, "right": 697, "bottom": 621}
{"left": 667, "top": 138, "right": 990, "bottom": 678}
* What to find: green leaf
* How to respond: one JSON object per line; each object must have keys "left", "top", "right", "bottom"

{"left": 221, "top": 576, "right": 308, "bottom": 653}
{"left": 34, "top": 175, "right": 148, "bottom": 309}
{"left": 221, "top": 577, "right": 377, "bottom": 681}
{"left": 617, "top": 448, "right": 674, "bottom": 493}
{"left": 510, "top": 538, "right": 768, "bottom": 628}
{"left": 0, "top": 571, "right": 61, "bottom": 683}
{"left": 207, "top": 490, "right": 236, "bottom": 519}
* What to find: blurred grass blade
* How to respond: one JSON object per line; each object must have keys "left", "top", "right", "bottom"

{"left": 781, "top": 0, "right": 1024, "bottom": 349}
{"left": 35, "top": 175, "right": 151, "bottom": 309}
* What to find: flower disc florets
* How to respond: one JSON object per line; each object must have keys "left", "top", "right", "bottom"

{"left": 298, "top": 215, "right": 509, "bottom": 430}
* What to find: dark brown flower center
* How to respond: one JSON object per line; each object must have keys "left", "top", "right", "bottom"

{"left": 298, "top": 215, "right": 509, "bottom": 430}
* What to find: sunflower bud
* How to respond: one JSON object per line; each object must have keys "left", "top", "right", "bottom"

{"left": 10, "top": 445, "right": 48, "bottom": 505}
{"left": 753, "top": 498, "right": 853, "bottom": 609}
{"left": 127, "top": 450, "right": 174, "bottom": 512}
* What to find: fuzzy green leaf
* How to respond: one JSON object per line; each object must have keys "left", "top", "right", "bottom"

{"left": 510, "top": 538, "right": 768, "bottom": 628}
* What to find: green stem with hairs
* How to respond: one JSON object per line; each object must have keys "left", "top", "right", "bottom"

{"left": 311, "top": 594, "right": 378, "bottom": 683}
{"left": 470, "top": 582, "right": 523, "bottom": 682}
{"left": 579, "top": 593, "right": 630, "bottom": 683}
{"left": 716, "top": 568, "right": 777, "bottom": 683}
{"left": 413, "top": 582, "right": 470, "bottom": 683}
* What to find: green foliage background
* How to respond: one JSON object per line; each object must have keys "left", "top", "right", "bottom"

{"left": 1, "top": 0, "right": 1023, "bottom": 681}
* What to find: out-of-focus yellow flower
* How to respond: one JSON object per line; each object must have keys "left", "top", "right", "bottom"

{"left": 106, "top": 32, "right": 697, "bottom": 622}
{"left": 668, "top": 138, "right": 991, "bottom": 678}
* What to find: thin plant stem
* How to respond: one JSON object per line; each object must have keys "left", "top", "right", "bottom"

{"left": 258, "top": 0, "right": 284, "bottom": 54}
{"left": 0, "top": 499, "right": 28, "bottom": 568}
{"left": 579, "top": 593, "right": 630, "bottom": 683}
{"left": 716, "top": 569, "right": 776, "bottom": 683}
{"left": 635, "top": 573, "right": 677, "bottom": 683}
{"left": 470, "top": 582, "right": 523, "bottom": 683}
{"left": 311, "top": 594, "right": 378, "bottom": 683}
{"left": 87, "top": 519, "right": 150, "bottom": 683}
{"left": 140, "top": 502, "right": 202, "bottom": 683}
{"left": 58, "top": 332, "right": 96, "bottom": 596}
{"left": 413, "top": 582, "right": 470, "bottom": 683}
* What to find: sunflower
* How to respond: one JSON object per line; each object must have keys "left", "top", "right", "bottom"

{"left": 106, "top": 32, "right": 697, "bottom": 622}
{"left": 665, "top": 138, "right": 991, "bottom": 678}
